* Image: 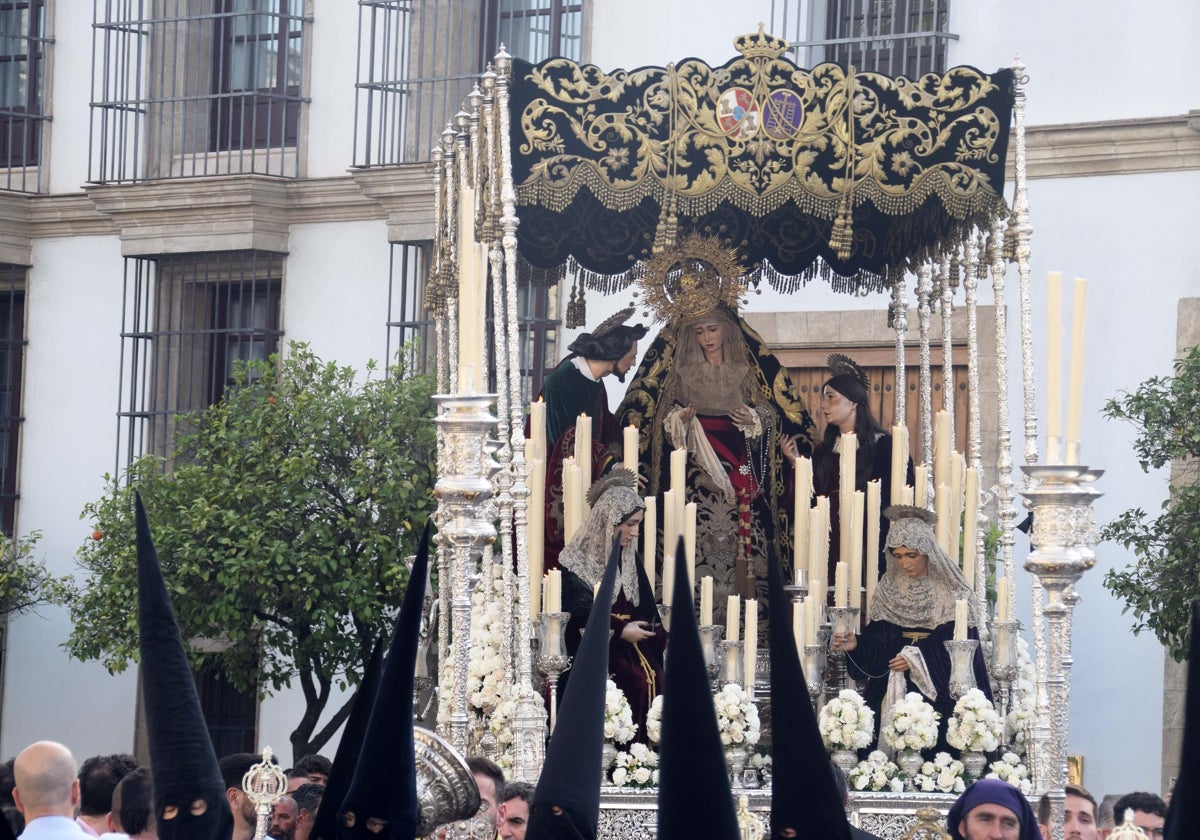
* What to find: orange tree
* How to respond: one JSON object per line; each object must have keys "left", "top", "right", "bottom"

{"left": 1101, "top": 344, "right": 1200, "bottom": 660}
{"left": 66, "top": 343, "right": 437, "bottom": 761}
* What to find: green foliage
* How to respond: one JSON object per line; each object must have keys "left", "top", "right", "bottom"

{"left": 1101, "top": 345, "right": 1200, "bottom": 661}
{"left": 67, "top": 343, "right": 438, "bottom": 757}
{"left": 0, "top": 531, "right": 71, "bottom": 617}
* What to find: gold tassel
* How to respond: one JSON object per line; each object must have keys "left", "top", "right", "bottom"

{"left": 830, "top": 198, "right": 854, "bottom": 262}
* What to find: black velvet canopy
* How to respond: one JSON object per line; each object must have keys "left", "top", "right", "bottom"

{"left": 507, "top": 28, "right": 1014, "bottom": 291}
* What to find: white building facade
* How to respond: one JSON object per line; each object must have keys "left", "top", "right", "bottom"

{"left": 0, "top": 0, "right": 1195, "bottom": 802}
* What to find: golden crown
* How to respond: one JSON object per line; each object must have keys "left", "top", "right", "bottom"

{"left": 637, "top": 234, "right": 747, "bottom": 324}
{"left": 734, "top": 24, "right": 790, "bottom": 61}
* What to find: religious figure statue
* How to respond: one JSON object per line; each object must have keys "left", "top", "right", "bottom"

{"left": 558, "top": 469, "right": 666, "bottom": 742}
{"left": 534, "top": 308, "right": 648, "bottom": 570}
{"left": 784, "top": 353, "right": 914, "bottom": 582}
{"left": 834, "top": 505, "right": 992, "bottom": 755}
{"left": 618, "top": 235, "right": 815, "bottom": 624}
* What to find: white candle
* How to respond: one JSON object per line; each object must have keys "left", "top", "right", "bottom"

{"left": 700, "top": 576, "right": 713, "bottom": 626}
{"left": 997, "top": 575, "right": 1010, "bottom": 622}
{"left": 890, "top": 424, "right": 908, "bottom": 504}
{"left": 1066, "top": 277, "right": 1088, "bottom": 464}
{"left": 643, "top": 496, "right": 657, "bottom": 597}
{"left": 806, "top": 594, "right": 820, "bottom": 642}
{"left": 670, "top": 447, "right": 687, "bottom": 497}
{"left": 808, "top": 505, "right": 824, "bottom": 603}
{"left": 834, "top": 562, "right": 848, "bottom": 607}
{"left": 933, "top": 410, "right": 951, "bottom": 492}
{"left": 663, "top": 489, "right": 677, "bottom": 560}
{"left": 563, "top": 459, "right": 582, "bottom": 543}
{"left": 816, "top": 497, "right": 831, "bottom": 605}
{"left": 527, "top": 458, "right": 546, "bottom": 619}
{"left": 1047, "top": 271, "right": 1064, "bottom": 463}
{"left": 793, "top": 456, "right": 812, "bottom": 577}
{"left": 457, "top": 184, "right": 484, "bottom": 385}
{"left": 914, "top": 464, "right": 928, "bottom": 508}
{"left": 838, "top": 432, "right": 857, "bottom": 568}
{"left": 541, "top": 574, "right": 549, "bottom": 615}
{"left": 575, "top": 415, "right": 592, "bottom": 517}
{"left": 726, "top": 595, "right": 740, "bottom": 642}
{"left": 953, "top": 598, "right": 968, "bottom": 641}
{"left": 849, "top": 490, "right": 864, "bottom": 611}
{"left": 949, "top": 453, "right": 964, "bottom": 567}
{"left": 793, "top": 599, "right": 806, "bottom": 651}
{"left": 529, "top": 398, "right": 547, "bottom": 463}
{"left": 662, "top": 547, "right": 675, "bottom": 608}
{"left": 743, "top": 599, "right": 758, "bottom": 687}
{"left": 684, "top": 502, "right": 697, "bottom": 592}
{"left": 459, "top": 363, "right": 477, "bottom": 395}
{"left": 935, "top": 482, "right": 951, "bottom": 556}
{"left": 623, "top": 423, "right": 640, "bottom": 473}
{"left": 547, "top": 569, "right": 562, "bottom": 614}
{"left": 962, "top": 468, "right": 979, "bottom": 591}
{"left": 865, "top": 480, "right": 880, "bottom": 613}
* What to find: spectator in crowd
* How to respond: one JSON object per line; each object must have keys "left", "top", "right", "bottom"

{"left": 218, "top": 754, "right": 265, "bottom": 840}
{"left": 1036, "top": 785, "right": 1099, "bottom": 840}
{"left": 289, "top": 759, "right": 330, "bottom": 790}
{"left": 108, "top": 769, "right": 154, "bottom": 840}
{"left": 76, "top": 756, "right": 139, "bottom": 838}
{"left": 498, "top": 782, "right": 531, "bottom": 840}
{"left": 289, "top": 785, "right": 322, "bottom": 840}
{"left": 1112, "top": 792, "right": 1166, "bottom": 840}
{"left": 1096, "top": 794, "right": 1119, "bottom": 838}
{"left": 11, "top": 741, "right": 90, "bottom": 840}
{"left": 267, "top": 796, "right": 296, "bottom": 840}
{"left": 947, "top": 778, "right": 1038, "bottom": 840}
{"left": 466, "top": 758, "right": 504, "bottom": 830}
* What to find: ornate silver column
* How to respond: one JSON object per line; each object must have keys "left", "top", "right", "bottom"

{"left": 1020, "top": 464, "right": 1101, "bottom": 838}
{"left": 915, "top": 261, "right": 934, "bottom": 500}
{"left": 434, "top": 392, "right": 500, "bottom": 755}
{"left": 891, "top": 272, "right": 909, "bottom": 422}
{"left": 494, "top": 46, "right": 549, "bottom": 780}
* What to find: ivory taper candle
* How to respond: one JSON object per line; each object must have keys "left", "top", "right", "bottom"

{"left": 865, "top": 480, "right": 880, "bottom": 612}
{"left": 1067, "top": 276, "right": 1089, "bottom": 464}
{"left": 623, "top": 423, "right": 640, "bottom": 473}
{"left": 700, "top": 576, "right": 713, "bottom": 626}
{"left": 726, "top": 595, "right": 740, "bottom": 642}
{"left": 643, "top": 496, "right": 657, "bottom": 596}
{"left": 1047, "top": 271, "right": 1064, "bottom": 463}
{"left": 793, "top": 456, "right": 812, "bottom": 579}
{"left": 743, "top": 599, "right": 758, "bottom": 687}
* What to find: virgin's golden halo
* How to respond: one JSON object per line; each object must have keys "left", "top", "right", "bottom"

{"left": 639, "top": 234, "right": 747, "bottom": 323}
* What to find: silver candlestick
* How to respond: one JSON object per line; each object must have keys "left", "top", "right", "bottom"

{"left": 827, "top": 607, "right": 860, "bottom": 695}
{"left": 1020, "top": 462, "right": 1102, "bottom": 838}
{"left": 945, "top": 638, "right": 980, "bottom": 699}
{"left": 989, "top": 618, "right": 1021, "bottom": 748}
{"left": 433, "top": 391, "right": 500, "bottom": 755}
{"left": 804, "top": 643, "right": 826, "bottom": 711}
{"left": 535, "top": 611, "right": 571, "bottom": 734}
{"left": 718, "top": 639, "right": 745, "bottom": 687}
{"left": 700, "top": 624, "right": 723, "bottom": 688}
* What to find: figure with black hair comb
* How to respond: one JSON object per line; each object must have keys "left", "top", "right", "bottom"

{"left": 783, "top": 353, "right": 914, "bottom": 583}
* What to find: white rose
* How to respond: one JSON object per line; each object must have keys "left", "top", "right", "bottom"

{"left": 612, "top": 767, "right": 628, "bottom": 786}
{"left": 632, "top": 767, "right": 651, "bottom": 785}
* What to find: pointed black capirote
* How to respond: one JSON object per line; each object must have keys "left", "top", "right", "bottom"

{"left": 767, "top": 548, "right": 850, "bottom": 840}
{"left": 307, "top": 639, "right": 384, "bottom": 840}
{"left": 336, "top": 523, "right": 430, "bottom": 840}
{"left": 135, "top": 493, "right": 232, "bottom": 840}
{"left": 526, "top": 536, "right": 622, "bottom": 840}
{"left": 657, "top": 538, "right": 739, "bottom": 840}
{"left": 1165, "top": 601, "right": 1200, "bottom": 840}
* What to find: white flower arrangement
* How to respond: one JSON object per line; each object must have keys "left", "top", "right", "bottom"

{"left": 713, "top": 683, "right": 761, "bottom": 747}
{"left": 848, "top": 751, "right": 905, "bottom": 793}
{"left": 818, "top": 689, "right": 874, "bottom": 751}
{"left": 604, "top": 679, "right": 637, "bottom": 745}
{"left": 985, "top": 751, "right": 1032, "bottom": 794}
{"left": 466, "top": 565, "right": 511, "bottom": 714}
{"left": 881, "top": 692, "right": 940, "bottom": 753}
{"left": 1007, "top": 636, "right": 1036, "bottom": 755}
{"left": 645, "top": 694, "right": 664, "bottom": 745}
{"left": 610, "top": 742, "right": 659, "bottom": 788}
{"left": 911, "top": 752, "right": 967, "bottom": 794}
{"left": 946, "top": 688, "right": 1003, "bottom": 754}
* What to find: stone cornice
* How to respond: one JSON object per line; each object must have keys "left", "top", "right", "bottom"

{"left": 0, "top": 113, "right": 1194, "bottom": 259}
{"left": 1017, "top": 111, "right": 1200, "bottom": 179}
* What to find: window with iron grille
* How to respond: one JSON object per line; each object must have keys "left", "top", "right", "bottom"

{"left": 193, "top": 661, "right": 257, "bottom": 757}
{"left": 0, "top": 266, "right": 24, "bottom": 536}
{"left": 771, "top": 0, "right": 953, "bottom": 78}
{"left": 0, "top": 0, "right": 48, "bottom": 193}
{"left": 117, "top": 251, "right": 284, "bottom": 470}
{"left": 385, "top": 242, "right": 436, "bottom": 375}
{"left": 353, "top": 0, "right": 583, "bottom": 168}
{"left": 516, "top": 275, "right": 557, "bottom": 404}
{"left": 90, "top": 1, "right": 309, "bottom": 184}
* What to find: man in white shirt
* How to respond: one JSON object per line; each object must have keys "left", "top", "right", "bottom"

{"left": 12, "top": 742, "right": 90, "bottom": 840}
